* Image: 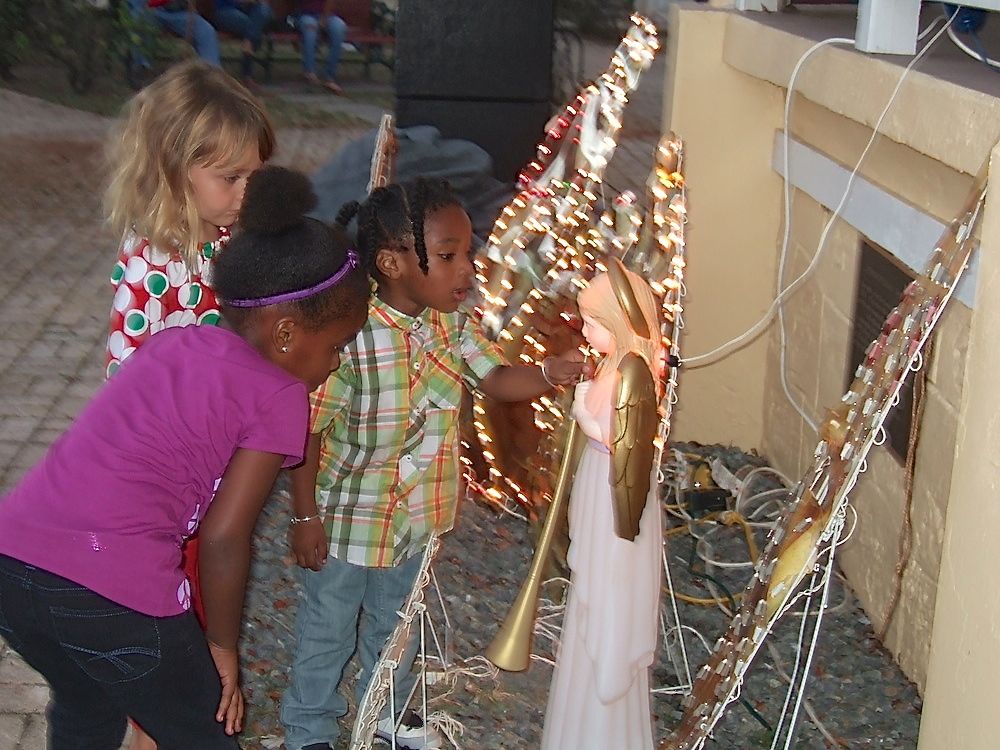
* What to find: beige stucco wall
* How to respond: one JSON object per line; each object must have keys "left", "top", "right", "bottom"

{"left": 918, "top": 141, "right": 1000, "bottom": 750}
{"left": 662, "top": 7, "right": 784, "bottom": 448}
{"left": 663, "top": 3, "right": 1000, "bottom": 741}
{"left": 761, "top": 102, "right": 975, "bottom": 688}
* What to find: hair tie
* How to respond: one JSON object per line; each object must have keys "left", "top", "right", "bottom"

{"left": 226, "top": 248, "right": 359, "bottom": 308}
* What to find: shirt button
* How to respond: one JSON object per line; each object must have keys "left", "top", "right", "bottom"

{"left": 412, "top": 320, "right": 422, "bottom": 330}
{"left": 414, "top": 361, "right": 422, "bottom": 371}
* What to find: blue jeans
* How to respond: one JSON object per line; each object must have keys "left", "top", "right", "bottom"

{"left": 0, "top": 555, "right": 237, "bottom": 749}
{"left": 129, "top": 0, "right": 222, "bottom": 67}
{"left": 281, "top": 552, "right": 424, "bottom": 750}
{"left": 214, "top": 2, "right": 274, "bottom": 77}
{"left": 298, "top": 13, "right": 347, "bottom": 80}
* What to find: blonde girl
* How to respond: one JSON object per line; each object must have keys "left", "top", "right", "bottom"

{"left": 103, "top": 59, "right": 274, "bottom": 750}
{"left": 105, "top": 58, "right": 275, "bottom": 378}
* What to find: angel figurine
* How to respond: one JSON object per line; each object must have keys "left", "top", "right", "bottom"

{"left": 540, "top": 259, "right": 663, "bottom": 750}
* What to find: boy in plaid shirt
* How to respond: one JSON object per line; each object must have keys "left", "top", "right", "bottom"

{"left": 280, "top": 178, "right": 590, "bottom": 750}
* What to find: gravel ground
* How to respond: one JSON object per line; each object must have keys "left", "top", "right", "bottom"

{"left": 238, "top": 443, "right": 921, "bottom": 750}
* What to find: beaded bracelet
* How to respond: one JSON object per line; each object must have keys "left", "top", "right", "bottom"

{"left": 290, "top": 514, "right": 320, "bottom": 525}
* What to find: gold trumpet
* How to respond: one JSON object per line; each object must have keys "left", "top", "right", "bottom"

{"left": 485, "top": 420, "right": 585, "bottom": 671}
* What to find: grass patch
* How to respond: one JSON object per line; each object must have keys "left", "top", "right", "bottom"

{"left": 263, "top": 95, "right": 371, "bottom": 129}
{"left": 1, "top": 55, "right": 134, "bottom": 117}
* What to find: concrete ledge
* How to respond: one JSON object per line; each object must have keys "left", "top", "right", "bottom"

{"left": 721, "top": 9, "right": 1000, "bottom": 175}
{"left": 771, "top": 130, "right": 978, "bottom": 308}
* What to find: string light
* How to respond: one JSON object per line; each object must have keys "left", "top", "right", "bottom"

{"left": 467, "top": 16, "right": 690, "bottom": 519}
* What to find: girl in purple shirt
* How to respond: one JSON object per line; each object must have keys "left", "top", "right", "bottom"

{"left": 0, "top": 167, "right": 369, "bottom": 749}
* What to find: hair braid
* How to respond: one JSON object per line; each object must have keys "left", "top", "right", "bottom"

{"left": 348, "top": 178, "right": 463, "bottom": 280}
{"left": 360, "top": 208, "right": 383, "bottom": 276}
{"left": 408, "top": 178, "right": 430, "bottom": 275}
{"left": 335, "top": 200, "right": 361, "bottom": 229}
{"left": 353, "top": 187, "right": 394, "bottom": 275}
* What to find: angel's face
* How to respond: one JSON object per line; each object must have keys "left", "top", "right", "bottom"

{"left": 581, "top": 315, "right": 613, "bottom": 354}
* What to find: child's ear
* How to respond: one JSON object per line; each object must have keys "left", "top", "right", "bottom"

{"left": 374, "top": 247, "right": 402, "bottom": 279}
{"left": 272, "top": 316, "right": 298, "bottom": 354}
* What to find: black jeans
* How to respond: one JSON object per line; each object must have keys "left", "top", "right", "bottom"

{"left": 0, "top": 555, "right": 238, "bottom": 750}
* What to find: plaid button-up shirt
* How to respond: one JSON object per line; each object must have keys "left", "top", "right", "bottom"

{"left": 310, "top": 296, "right": 505, "bottom": 567}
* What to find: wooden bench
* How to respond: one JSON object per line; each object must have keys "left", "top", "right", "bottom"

{"left": 258, "top": 0, "right": 394, "bottom": 81}
{"left": 137, "top": 1, "right": 393, "bottom": 85}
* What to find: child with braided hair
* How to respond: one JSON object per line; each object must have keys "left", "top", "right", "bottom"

{"left": 280, "top": 177, "right": 593, "bottom": 750}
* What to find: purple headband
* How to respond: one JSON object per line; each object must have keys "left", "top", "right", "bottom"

{"left": 226, "top": 248, "right": 360, "bottom": 308}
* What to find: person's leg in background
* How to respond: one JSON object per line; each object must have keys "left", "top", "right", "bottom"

{"left": 322, "top": 14, "right": 347, "bottom": 93}
{"left": 150, "top": 6, "right": 222, "bottom": 66}
{"left": 297, "top": 13, "right": 322, "bottom": 85}
{"left": 213, "top": 2, "right": 273, "bottom": 82}
{"left": 126, "top": 0, "right": 155, "bottom": 72}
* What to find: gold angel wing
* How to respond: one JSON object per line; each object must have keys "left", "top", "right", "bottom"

{"left": 610, "top": 352, "right": 659, "bottom": 541}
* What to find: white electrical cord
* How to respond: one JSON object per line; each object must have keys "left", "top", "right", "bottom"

{"left": 682, "top": 8, "right": 961, "bottom": 443}
{"left": 946, "top": 24, "right": 1000, "bottom": 70}
{"left": 681, "top": 34, "right": 850, "bottom": 371}
{"left": 918, "top": 12, "right": 948, "bottom": 41}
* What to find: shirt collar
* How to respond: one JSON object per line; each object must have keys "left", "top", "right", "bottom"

{"left": 200, "top": 226, "right": 231, "bottom": 260}
{"left": 371, "top": 295, "right": 432, "bottom": 333}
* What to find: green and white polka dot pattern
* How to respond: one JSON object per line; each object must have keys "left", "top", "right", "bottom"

{"left": 106, "top": 229, "right": 229, "bottom": 377}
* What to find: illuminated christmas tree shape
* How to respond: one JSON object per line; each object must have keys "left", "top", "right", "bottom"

{"left": 470, "top": 15, "right": 680, "bottom": 513}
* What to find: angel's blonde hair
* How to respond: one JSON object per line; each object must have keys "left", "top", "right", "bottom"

{"left": 105, "top": 60, "right": 275, "bottom": 265}
{"left": 578, "top": 265, "right": 662, "bottom": 379}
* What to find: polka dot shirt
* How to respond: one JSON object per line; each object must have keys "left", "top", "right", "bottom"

{"left": 106, "top": 229, "right": 230, "bottom": 378}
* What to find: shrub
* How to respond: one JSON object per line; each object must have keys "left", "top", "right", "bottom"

{"left": 23, "top": 0, "right": 150, "bottom": 93}
{"left": 0, "top": 0, "right": 31, "bottom": 81}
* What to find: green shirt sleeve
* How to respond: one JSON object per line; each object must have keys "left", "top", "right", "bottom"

{"left": 309, "top": 353, "right": 357, "bottom": 434}
{"left": 458, "top": 313, "right": 506, "bottom": 389}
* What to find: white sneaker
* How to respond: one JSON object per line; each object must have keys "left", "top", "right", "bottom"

{"left": 374, "top": 711, "right": 444, "bottom": 749}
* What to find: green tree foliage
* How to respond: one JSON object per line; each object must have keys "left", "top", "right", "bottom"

{"left": 12, "top": 0, "right": 152, "bottom": 93}
{"left": 0, "top": 0, "right": 31, "bottom": 81}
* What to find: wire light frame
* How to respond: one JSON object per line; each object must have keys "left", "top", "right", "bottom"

{"left": 660, "top": 163, "right": 989, "bottom": 750}
{"left": 350, "top": 535, "right": 441, "bottom": 750}
{"left": 466, "top": 14, "right": 661, "bottom": 514}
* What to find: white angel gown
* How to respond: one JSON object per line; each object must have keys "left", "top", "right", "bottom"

{"left": 540, "top": 380, "right": 662, "bottom": 750}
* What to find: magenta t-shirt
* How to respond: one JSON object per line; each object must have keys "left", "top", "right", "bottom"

{"left": 0, "top": 325, "right": 308, "bottom": 616}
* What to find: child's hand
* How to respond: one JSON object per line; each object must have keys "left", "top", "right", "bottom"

{"left": 542, "top": 349, "right": 595, "bottom": 386}
{"left": 208, "top": 641, "right": 244, "bottom": 735}
{"left": 291, "top": 517, "right": 329, "bottom": 571}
